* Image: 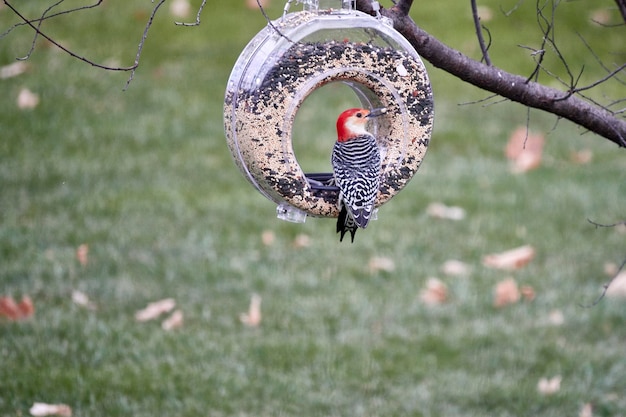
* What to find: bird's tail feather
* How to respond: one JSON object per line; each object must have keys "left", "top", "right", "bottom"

{"left": 337, "top": 205, "right": 358, "bottom": 243}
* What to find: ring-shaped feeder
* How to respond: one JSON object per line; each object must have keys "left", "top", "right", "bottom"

{"left": 224, "top": 0, "right": 434, "bottom": 223}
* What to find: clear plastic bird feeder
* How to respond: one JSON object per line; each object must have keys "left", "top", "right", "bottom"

{"left": 224, "top": 0, "right": 434, "bottom": 223}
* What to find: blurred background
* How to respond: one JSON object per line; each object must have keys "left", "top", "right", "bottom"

{"left": 1, "top": 1, "right": 625, "bottom": 416}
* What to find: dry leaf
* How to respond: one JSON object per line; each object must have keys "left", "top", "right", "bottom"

{"left": 17, "top": 88, "right": 40, "bottom": 110}
{"left": 441, "top": 259, "right": 470, "bottom": 276}
{"left": 590, "top": 8, "right": 612, "bottom": 25}
{"left": 579, "top": 402, "right": 593, "bottom": 417}
{"left": 29, "top": 402, "right": 72, "bottom": 417}
{"left": 169, "top": 0, "right": 191, "bottom": 18}
{"left": 493, "top": 277, "right": 520, "bottom": 308}
{"left": 71, "top": 290, "right": 96, "bottom": 310}
{"left": 570, "top": 149, "right": 593, "bottom": 165}
{"left": 76, "top": 244, "right": 89, "bottom": 266}
{"left": 419, "top": 278, "right": 448, "bottom": 305}
{"left": 426, "top": 202, "right": 466, "bottom": 220}
{"left": 483, "top": 245, "right": 535, "bottom": 270}
{"left": 135, "top": 298, "right": 176, "bottom": 322}
{"left": 537, "top": 375, "right": 561, "bottom": 395}
{"left": 520, "top": 285, "right": 536, "bottom": 302}
{"left": 293, "top": 234, "right": 311, "bottom": 248}
{"left": 0, "top": 295, "right": 35, "bottom": 320}
{"left": 261, "top": 230, "right": 275, "bottom": 246}
{"left": 0, "top": 61, "right": 29, "bottom": 79}
{"left": 240, "top": 293, "right": 262, "bottom": 327}
{"left": 547, "top": 309, "right": 565, "bottom": 326}
{"left": 605, "top": 270, "right": 626, "bottom": 298}
{"left": 162, "top": 309, "right": 184, "bottom": 331}
{"left": 246, "top": 0, "right": 270, "bottom": 9}
{"left": 368, "top": 256, "right": 395, "bottom": 273}
{"left": 505, "top": 126, "right": 544, "bottom": 173}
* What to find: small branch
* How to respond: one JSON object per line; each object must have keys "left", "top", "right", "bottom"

{"left": 356, "top": 1, "right": 626, "bottom": 147}
{"left": 615, "top": 0, "right": 626, "bottom": 23}
{"left": 3, "top": 0, "right": 137, "bottom": 72}
{"left": 175, "top": 0, "right": 208, "bottom": 26}
{"left": 471, "top": 0, "right": 492, "bottom": 65}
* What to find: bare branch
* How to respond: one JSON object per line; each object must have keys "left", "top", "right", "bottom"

{"left": 175, "top": 0, "right": 208, "bottom": 26}
{"left": 3, "top": 1, "right": 137, "bottom": 72}
{"left": 471, "top": 0, "right": 492, "bottom": 65}
{"left": 615, "top": 0, "right": 626, "bottom": 23}
{"left": 356, "top": 1, "right": 626, "bottom": 147}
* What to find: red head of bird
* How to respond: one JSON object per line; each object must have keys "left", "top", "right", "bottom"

{"left": 336, "top": 107, "right": 387, "bottom": 142}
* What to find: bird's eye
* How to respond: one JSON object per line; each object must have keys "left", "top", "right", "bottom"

{"left": 356, "top": 112, "right": 363, "bottom": 118}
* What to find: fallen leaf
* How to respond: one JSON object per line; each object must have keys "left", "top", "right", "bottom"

{"left": 71, "top": 290, "right": 97, "bottom": 310}
{"left": 537, "top": 375, "right": 561, "bottom": 395}
{"left": 169, "top": 0, "right": 191, "bottom": 18}
{"left": 419, "top": 278, "right": 448, "bottom": 305}
{"left": 29, "top": 402, "right": 72, "bottom": 417}
{"left": 240, "top": 293, "right": 262, "bottom": 327}
{"left": 135, "top": 298, "right": 176, "bottom": 322}
{"left": 0, "top": 61, "right": 29, "bottom": 79}
{"left": 579, "top": 402, "right": 593, "bottom": 417}
{"left": 520, "top": 285, "right": 536, "bottom": 302}
{"left": 483, "top": 245, "right": 535, "bottom": 270}
{"left": 547, "top": 309, "right": 565, "bottom": 326}
{"left": 261, "top": 230, "right": 275, "bottom": 246}
{"left": 441, "top": 259, "right": 470, "bottom": 276}
{"left": 477, "top": 5, "right": 493, "bottom": 21}
{"left": 368, "top": 256, "right": 395, "bottom": 273}
{"left": 293, "top": 234, "right": 311, "bottom": 248}
{"left": 605, "top": 270, "right": 626, "bottom": 298}
{"left": 493, "top": 277, "right": 520, "bottom": 308}
{"left": 505, "top": 126, "right": 544, "bottom": 173}
{"left": 76, "top": 244, "right": 89, "bottom": 267}
{"left": 426, "top": 202, "right": 466, "bottom": 220}
{"left": 162, "top": 309, "right": 184, "bottom": 331}
{"left": 0, "top": 295, "right": 35, "bottom": 320}
{"left": 570, "top": 149, "right": 593, "bottom": 165}
{"left": 590, "top": 8, "right": 612, "bottom": 25}
{"left": 246, "top": 0, "right": 270, "bottom": 9}
{"left": 17, "top": 88, "right": 40, "bottom": 110}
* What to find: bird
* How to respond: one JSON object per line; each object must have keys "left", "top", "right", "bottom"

{"left": 331, "top": 107, "right": 386, "bottom": 242}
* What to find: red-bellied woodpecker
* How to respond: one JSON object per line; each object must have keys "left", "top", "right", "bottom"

{"left": 332, "top": 107, "right": 386, "bottom": 242}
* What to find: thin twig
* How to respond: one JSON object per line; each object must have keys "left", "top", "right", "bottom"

{"left": 175, "top": 0, "right": 208, "bottom": 26}
{"left": 3, "top": 1, "right": 136, "bottom": 72}
{"left": 124, "top": 0, "right": 168, "bottom": 90}
{"left": 471, "top": 0, "right": 492, "bottom": 65}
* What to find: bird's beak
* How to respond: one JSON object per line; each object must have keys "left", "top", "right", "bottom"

{"left": 367, "top": 107, "right": 387, "bottom": 118}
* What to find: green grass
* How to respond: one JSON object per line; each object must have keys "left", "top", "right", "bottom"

{"left": 1, "top": 1, "right": 625, "bottom": 416}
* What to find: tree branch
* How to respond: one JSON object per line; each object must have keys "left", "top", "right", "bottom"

{"left": 355, "top": 0, "right": 626, "bottom": 147}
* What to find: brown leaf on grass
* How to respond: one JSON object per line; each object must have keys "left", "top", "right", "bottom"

{"left": 493, "top": 278, "right": 520, "bottom": 308}
{"left": 29, "top": 402, "right": 72, "bottom": 417}
{"left": 71, "top": 290, "right": 97, "bottom": 311}
{"left": 441, "top": 259, "right": 471, "bottom": 276}
{"left": 246, "top": 0, "right": 270, "bottom": 9}
{"left": 605, "top": 270, "right": 626, "bottom": 299}
{"left": 76, "top": 244, "right": 89, "bottom": 267}
{"left": 169, "top": 0, "right": 191, "bottom": 18}
{"left": 419, "top": 278, "right": 448, "bottom": 305}
{"left": 483, "top": 245, "right": 535, "bottom": 270}
{"left": 547, "top": 309, "right": 565, "bottom": 326}
{"left": 161, "top": 309, "right": 184, "bottom": 331}
{"left": 368, "top": 256, "right": 396, "bottom": 273}
{"left": 570, "top": 149, "right": 593, "bottom": 165}
{"left": 505, "top": 126, "right": 544, "bottom": 173}
{"left": 261, "top": 230, "right": 275, "bottom": 246}
{"left": 537, "top": 375, "right": 562, "bottom": 395}
{"left": 426, "top": 202, "right": 466, "bottom": 220}
{"left": 292, "top": 234, "right": 311, "bottom": 248}
{"left": 0, "top": 295, "right": 35, "bottom": 321}
{"left": 240, "top": 293, "right": 262, "bottom": 327}
{"left": 520, "top": 285, "right": 536, "bottom": 302}
{"left": 0, "top": 61, "right": 29, "bottom": 79}
{"left": 135, "top": 298, "right": 176, "bottom": 322}
{"left": 17, "top": 88, "right": 40, "bottom": 110}
{"left": 579, "top": 402, "right": 593, "bottom": 417}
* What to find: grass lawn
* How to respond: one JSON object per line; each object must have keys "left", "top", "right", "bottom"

{"left": 1, "top": 1, "right": 625, "bottom": 416}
